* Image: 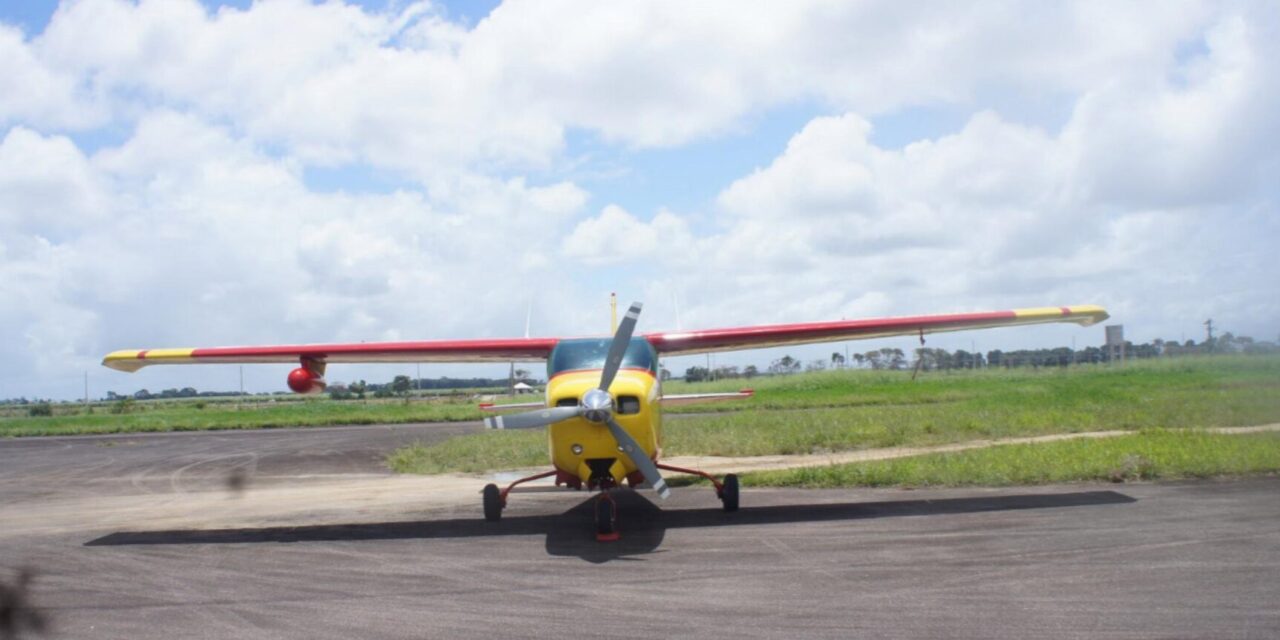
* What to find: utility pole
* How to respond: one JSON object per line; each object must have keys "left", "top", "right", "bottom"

{"left": 84, "top": 371, "right": 89, "bottom": 405}
{"left": 1204, "top": 319, "right": 1215, "bottom": 352}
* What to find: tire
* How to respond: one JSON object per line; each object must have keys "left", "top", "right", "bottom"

{"left": 595, "top": 495, "right": 616, "bottom": 536}
{"left": 483, "top": 483, "right": 502, "bottom": 522}
{"left": 720, "top": 474, "right": 740, "bottom": 512}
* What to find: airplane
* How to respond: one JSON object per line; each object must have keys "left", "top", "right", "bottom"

{"left": 103, "top": 302, "right": 1108, "bottom": 541}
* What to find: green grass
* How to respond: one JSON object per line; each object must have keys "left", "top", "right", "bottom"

{"left": 7, "top": 354, "right": 1279, "bottom": 457}
{"left": 388, "top": 356, "right": 1280, "bottom": 473}
{"left": 388, "top": 431, "right": 548, "bottom": 474}
{"left": 0, "top": 397, "right": 486, "bottom": 437}
{"left": 743, "top": 430, "right": 1280, "bottom": 488}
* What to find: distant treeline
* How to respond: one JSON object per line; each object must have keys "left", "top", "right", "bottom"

{"left": 1, "top": 375, "right": 524, "bottom": 406}
{"left": 327, "top": 376, "right": 515, "bottom": 400}
{"left": 683, "top": 332, "right": 1278, "bottom": 379}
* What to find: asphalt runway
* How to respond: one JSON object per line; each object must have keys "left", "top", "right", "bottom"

{"left": 2, "top": 424, "right": 1278, "bottom": 639}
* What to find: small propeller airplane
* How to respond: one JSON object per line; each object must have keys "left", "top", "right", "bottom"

{"left": 104, "top": 301, "right": 1107, "bottom": 541}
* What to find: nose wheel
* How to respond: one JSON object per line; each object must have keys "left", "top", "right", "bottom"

{"left": 595, "top": 492, "right": 619, "bottom": 542}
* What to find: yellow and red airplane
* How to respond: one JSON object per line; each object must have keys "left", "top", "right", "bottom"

{"left": 103, "top": 302, "right": 1108, "bottom": 540}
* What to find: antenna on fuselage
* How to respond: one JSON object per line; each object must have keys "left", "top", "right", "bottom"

{"left": 509, "top": 301, "right": 533, "bottom": 396}
{"left": 524, "top": 301, "right": 532, "bottom": 339}
{"left": 610, "top": 292, "right": 618, "bottom": 334}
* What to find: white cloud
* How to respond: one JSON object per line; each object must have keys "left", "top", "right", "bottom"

{"left": 0, "top": 0, "right": 1226, "bottom": 172}
{"left": 562, "top": 205, "right": 692, "bottom": 265}
{"left": 0, "top": 1, "right": 1277, "bottom": 398}
{"left": 614, "top": 9, "right": 1279, "bottom": 343}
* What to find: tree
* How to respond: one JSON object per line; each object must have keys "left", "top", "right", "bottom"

{"left": 392, "top": 375, "right": 412, "bottom": 396}
{"left": 853, "top": 353, "right": 866, "bottom": 369}
{"left": 660, "top": 367, "right": 672, "bottom": 381}
{"left": 684, "top": 366, "right": 710, "bottom": 383}
{"left": 769, "top": 355, "right": 800, "bottom": 375}
{"left": 805, "top": 359, "right": 827, "bottom": 372}
{"left": 514, "top": 368, "right": 531, "bottom": 383}
{"left": 881, "top": 348, "right": 906, "bottom": 370}
{"left": 831, "top": 352, "right": 845, "bottom": 369}
{"left": 350, "top": 380, "right": 367, "bottom": 399}
{"left": 743, "top": 365, "right": 759, "bottom": 379}
{"left": 864, "top": 351, "right": 883, "bottom": 370}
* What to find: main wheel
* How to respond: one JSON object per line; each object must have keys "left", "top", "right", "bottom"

{"left": 483, "top": 483, "right": 502, "bottom": 522}
{"left": 720, "top": 474, "right": 739, "bottom": 512}
{"left": 595, "top": 495, "right": 616, "bottom": 536}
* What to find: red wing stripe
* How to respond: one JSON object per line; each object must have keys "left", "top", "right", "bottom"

{"left": 187, "top": 338, "right": 558, "bottom": 361}
{"left": 642, "top": 306, "right": 1107, "bottom": 355}
{"left": 645, "top": 311, "right": 1017, "bottom": 352}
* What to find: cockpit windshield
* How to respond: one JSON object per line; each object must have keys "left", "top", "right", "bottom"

{"left": 548, "top": 338, "right": 657, "bottom": 378}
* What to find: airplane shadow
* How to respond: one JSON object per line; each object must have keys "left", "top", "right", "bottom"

{"left": 85, "top": 490, "right": 1136, "bottom": 564}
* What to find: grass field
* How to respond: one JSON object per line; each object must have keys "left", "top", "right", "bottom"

{"left": 743, "top": 429, "right": 1280, "bottom": 488}
{"left": 387, "top": 355, "right": 1280, "bottom": 475}
{"left": 0, "top": 396, "right": 486, "bottom": 437}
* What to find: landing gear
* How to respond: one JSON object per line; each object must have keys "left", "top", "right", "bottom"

{"left": 595, "top": 492, "right": 619, "bottom": 542}
{"left": 483, "top": 483, "right": 502, "bottom": 522}
{"left": 482, "top": 465, "right": 739, "bottom": 540}
{"left": 655, "top": 462, "right": 740, "bottom": 512}
{"left": 483, "top": 469, "right": 560, "bottom": 522}
{"left": 720, "top": 473, "right": 739, "bottom": 512}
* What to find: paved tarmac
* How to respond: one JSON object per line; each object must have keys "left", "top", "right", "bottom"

{"left": 1, "top": 424, "right": 1278, "bottom": 639}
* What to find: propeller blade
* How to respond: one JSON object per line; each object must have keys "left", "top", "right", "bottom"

{"left": 604, "top": 416, "right": 670, "bottom": 499}
{"left": 484, "top": 405, "right": 583, "bottom": 430}
{"left": 599, "top": 301, "right": 642, "bottom": 392}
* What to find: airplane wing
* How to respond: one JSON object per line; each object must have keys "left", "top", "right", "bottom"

{"left": 660, "top": 390, "right": 755, "bottom": 406}
{"left": 642, "top": 305, "right": 1108, "bottom": 355}
{"left": 103, "top": 304, "right": 1108, "bottom": 372}
{"left": 102, "top": 338, "right": 558, "bottom": 373}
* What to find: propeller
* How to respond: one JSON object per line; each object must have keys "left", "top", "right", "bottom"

{"left": 484, "top": 405, "right": 583, "bottom": 430}
{"left": 482, "top": 301, "right": 669, "bottom": 499}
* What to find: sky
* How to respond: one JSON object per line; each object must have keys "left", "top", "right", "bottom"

{"left": 1, "top": 0, "right": 1277, "bottom": 400}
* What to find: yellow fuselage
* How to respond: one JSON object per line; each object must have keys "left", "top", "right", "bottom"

{"left": 545, "top": 369, "right": 662, "bottom": 487}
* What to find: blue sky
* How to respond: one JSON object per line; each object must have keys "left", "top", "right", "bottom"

{"left": 1, "top": 1, "right": 1277, "bottom": 399}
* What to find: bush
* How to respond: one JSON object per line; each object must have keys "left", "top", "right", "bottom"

{"left": 28, "top": 403, "right": 53, "bottom": 417}
{"left": 109, "top": 398, "right": 136, "bottom": 415}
